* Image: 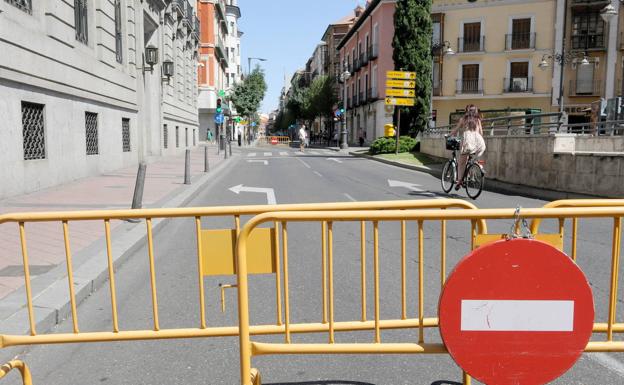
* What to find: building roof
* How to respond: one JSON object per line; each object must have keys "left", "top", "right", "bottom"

{"left": 336, "top": 0, "right": 384, "bottom": 50}
{"left": 322, "top": 10, "right": 356, "bottom": 42}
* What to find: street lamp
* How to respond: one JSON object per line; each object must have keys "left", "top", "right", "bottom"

{"left": 339, "top": 63, "right": 351, "bottom": 150}
{"left": 601, "top": 3, "right": 618, "bottom": 22}
{"left": 429, "top": 41, "right": 455, "bottom": 127}
{"left": 248, "top": 57, "right": 267, "bottom": 74}
{"left": 539, "top": 51, "right": 591, "bottom": 113}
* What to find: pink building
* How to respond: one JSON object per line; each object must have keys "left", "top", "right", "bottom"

{"left": 337, "top": 0, "right": 396, "bottom": 144}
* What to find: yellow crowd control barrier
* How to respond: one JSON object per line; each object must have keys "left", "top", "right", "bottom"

{"left": 236, "top": 206, "right": 624, "bottom": 385}
{"left": 0, "top": 199, "right": 481, "bottom": 352}
{"left": 0, "top": 360, "right": 31, "bottom": 385}
{"left": 258, "top": 136, "right": 290, "bottom": 146}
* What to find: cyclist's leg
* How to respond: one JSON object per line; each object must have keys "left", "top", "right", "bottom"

{"left": 457, "top": 153, "right": 468, "bottom": 183}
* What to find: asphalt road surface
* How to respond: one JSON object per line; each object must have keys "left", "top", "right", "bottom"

{"left": 1, "top": 146, "right": 623, "bottom": 385}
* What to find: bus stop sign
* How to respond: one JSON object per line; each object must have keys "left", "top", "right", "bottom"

{"left": 439, "top": 238, "right": 594, "bottom": 385}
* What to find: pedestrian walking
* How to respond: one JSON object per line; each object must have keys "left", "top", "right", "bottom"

{"left": 299, "top": 125, "right": 307, "bottom": 152}
{"left": 207, "top": 130, "right": 214, "bottom": 144}
{"left": 358, "top": 128, "right": 365, "bottom": 147}
{"left": 450, "top": 104, "right": 486, "bottom": 190}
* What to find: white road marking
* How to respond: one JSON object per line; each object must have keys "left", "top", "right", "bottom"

{"left": 247, "top": 153, "right": 256, "bottom": 157}
{"left": 264, "top": 152, "right": 272, "bottom": 157}
{"left": 296, "top": 157, "right": 311, "bottom": 169}
{"left": 313, "top": 171, "right": 323, "bottom": 177}
{"left": 343, "top": 193, "right": 356, "bottom": 202}
{"left": 247, "top": 160, "right": 268, "bottom": 165}
{"left": 327, "top": 158, "right": 343, "bottom": 164}
{"left": 461, "top": 300, "right": 574, "bottom": 332}
{"left": 279, "top": 152, "right": 288, "bottom": 156}
{"left": 387, "top": 179, "right": 444, "bottom": 199}
{"left": 309, "top": 151, "right": 320, "bottom": 155}
{"left": 228, "top": 184, "right": 276, "bottom": 205}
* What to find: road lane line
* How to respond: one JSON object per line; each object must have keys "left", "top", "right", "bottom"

{"left": 247, "top": 153, "right": 256, "bottom": 157}
{"left": 313, "top": 171, "right": 323, "bottom": 177}
{"left": 264, "top": 152, "right": 272, "bottom": 156}
{"left": 279, "top": 152, "right": 288, "bottom": 156}
{"left": 296, "top": 157, "right": 311, "bottom": 169}
{"left": 343, "top": 193, "right": 356, "bottom": 202}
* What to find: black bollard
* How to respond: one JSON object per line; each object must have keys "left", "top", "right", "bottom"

{"left": 184, "top": 149, "right": 191, "bottom": 185}
{"left": 204, "top": 146, "right": 209, "bottom": 172}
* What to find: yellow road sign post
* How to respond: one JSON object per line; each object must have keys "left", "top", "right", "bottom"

{"left": 386, "top": 89, "right": 416, "bottom": 97}
{"left": 385, "top": 97, "right": 415, "bottom": 107}
{"left": 386, "top": 70, "right": 416, "bottom": 80}
{"left": 385, "top": 80, "right": 416, "bottom": 89}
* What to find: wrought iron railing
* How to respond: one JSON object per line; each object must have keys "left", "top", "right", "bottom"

{"left": 569, "top": 79, "right": 603, "bottom": 96}
{"left": 458, "top": 36, "right": 485, "bottom": 52}
{"left": 504, "top": 77, "right": 533, "bottom": 93}
{"left": 571, "top": 34, "right": 606, "bottom": 50}
{"left": 5, "top": 0, "right": 32, "bottom": 14}
{"left": 505, "top": 33, "right": 536, "bottom": 50}
{"left": 456, "top": 78, "right": 483, "bottom": 94}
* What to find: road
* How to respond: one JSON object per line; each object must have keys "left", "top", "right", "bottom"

{"left": 1, "top": 145, "right": 623, "bottom": 385}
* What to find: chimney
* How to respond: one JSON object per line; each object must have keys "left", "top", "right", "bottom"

{"left": 354, "top": 5, "right": 364, "bottom": 18}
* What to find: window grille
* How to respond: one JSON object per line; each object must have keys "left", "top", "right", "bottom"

{"left": 85, "top": 112, "right": 99, "bottom": 155}
{"left": 21, "top": 102, "right": 45, "bottom": 160}
{"left": 5, "top": 0, "right": 32, "bottom": 14}
{"left": 176, "top": 126, "right": 180, "bottom": 148}
{"left": 122, "top": 118, "right": 131, "bottom": 152}
{"left": 75, "top": 0, "right": 88, "bottom": 45}
{"left": 163, "top": 124, "right": 168, "bottom": 149}
{"left": 114, "top": 0, "right": 123, "bottom": 63}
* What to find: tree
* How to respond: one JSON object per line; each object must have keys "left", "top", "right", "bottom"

{"left": 392, "top": 0, "right": 432, "bottom": 134}
{"left": 230, "top": 66, "right": 267, "bottom": 124}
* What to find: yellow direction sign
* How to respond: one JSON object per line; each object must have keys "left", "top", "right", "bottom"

{"left": 385, "top": 97, "right": 415, "bottom": 106}
{"left": 387, "top": 71, "right": 416, "bottom": 80}
{"left": 386, "top": 80, "right": 416, "bottom": 89}
{"left": 386, "top": 88, "right": 416, "bottom": 97}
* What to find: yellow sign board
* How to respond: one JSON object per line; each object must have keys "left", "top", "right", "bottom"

{"left": 385, "top": 97, "right": 415, "bottom": 106}
{"left": 386, "top": 88, "right": 416, "bottom": 97}
{"left": 385, "top": 80, "right": 416, "bottom": 89}
{"left": 387, "top": 71, "right": 416, "bottom": 80}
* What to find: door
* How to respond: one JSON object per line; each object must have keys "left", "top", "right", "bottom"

{"left": 511, "top": 18, "right": 531, "bottom": 49}
{"left": 462, "top": 64, "right": 480, "bottom": 93}
{"left": 463, "top": 22, "right": 481, "bottom": 52}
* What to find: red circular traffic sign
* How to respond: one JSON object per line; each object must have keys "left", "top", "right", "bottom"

{"left": 271, "top": 137, "right": 278, "bottom": 145}
{"left": 439, "top": 238, "right": 594, "bottom": 385}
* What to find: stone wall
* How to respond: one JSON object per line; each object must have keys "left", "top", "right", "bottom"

{"left": 421, "top": 135, "right": 624, "bottom": 197}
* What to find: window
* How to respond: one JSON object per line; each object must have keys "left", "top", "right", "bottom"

{"left": 164, "top": 124, "right": 168, "bottom": 149}
{"left": 433, "top": 59, "right": 441, "bottom": 96}
{"left": 5, "top": 0, "right": 32, "bottom": 14}
{"left": 185, "top": 127, "right": 188, "bottom": 147}
{"left": 75, "top": 0, "right": 89, "bottom": 45}
{"left": 510, "top": 18, "right": 532, "bottom": 50}
{"left": 572, "top": 13, "right": 605, "bottom": 50}
{"left": 576, "top": 61, "right": 595, "bottom": 94}
{"left": 460, "top": 64, "right": 480, "bottom": 93}
{"left": 114, "top": 0, "right": 123, "bottom": 63}
{"left": 462, "top": 22, "right": 482, "bottom": 52}
{"left": 85, "top": 112, "right": 99, "bottom": 155}
{"left": 176, "top": 126, "right": 180, "bottom": 148}
{"left": 371, "top": 65, "right": 378, "bottom": 97}
{"left": 507, "top": 62, "right": 530, "bottom": 92}
{"left": 122, "top": 118, "right": 131, "bottom": 152}
{"left": 21, "top": 102, "right": 45, "bottom": 160}
{"left": 432, "top": 20, "right": 441, "bottom": 46}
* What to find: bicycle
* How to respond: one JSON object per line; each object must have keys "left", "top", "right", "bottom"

{"left": 440, "top": 136, "right": 486, "bottom": 199}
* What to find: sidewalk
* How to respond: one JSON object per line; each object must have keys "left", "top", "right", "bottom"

{"left": 0, "top": 144, "right": 235, "bottom": 308}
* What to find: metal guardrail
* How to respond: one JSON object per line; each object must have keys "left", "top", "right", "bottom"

{"left": 257, "top": 136, "right": 291, "bottom": 146}
{"left": 0, "top": 360, "right": 31, "bottom": 385}
{"left": 425, "top": 111, "right": 624, "bottom": 137}
{"left": 236, "top": 204, "right": 624, "bottom": 384}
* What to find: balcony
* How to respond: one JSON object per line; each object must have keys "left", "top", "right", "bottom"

{"left": 569, "top": 79, "right": 603, "bottom": 96}
{"left": 173, "top": 0, "right": 185, "bottom": 19}
{"left": 353, "top": 58, "right": 361, "bottom": 72}
{"left": 369, "top": 88, "right": 379, "bottom": 101}
{"left": 456, "top": 78, "right": 484, "bottom": 94}
{"left": 354, "top": 93, "right": 360, "bottom": 107}
{"left": 192, "top": 16, "right": 200, "bottom": 39}
{"left": 458, "top": 36, "right": 485, "bottom": 53}
{"left": 216, "top": 35, "right": 227, "bottom": 61}
{"left": 571, "top": 34, "right": 606, "bottom": 51}
{"left": 359, "top": 91, "right": 365, "bottom": 104}
{"left": 503, "top": 77, "right": 533, "bottom": 93}
{"left": 369, "top": 44, "right": 379, "bottom": 60}
{"left": 348, "top": 98, "right": 352, "bottom": 109}
{"left": 505, "top": 33, "right": 536, "bottom": 50}
{"left": 182, "top": 1, "right": 193, "bottom": 31}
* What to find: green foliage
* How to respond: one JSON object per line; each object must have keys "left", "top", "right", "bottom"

{"left": 286, "top": 74, "right": 338, "bottom": 124}
{"left": 230, "top": 66, "right": 267, "bottom": 121}
{"left": 369, "top": 136, "right": 418, "bottom": 155}
{"left": 392, "top": 0, "right": 432, "bottom": 133}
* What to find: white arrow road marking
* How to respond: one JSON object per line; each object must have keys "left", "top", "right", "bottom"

{"left": 327, "top": 158, "right": 343, "bottom": 164}
{"left": 229, "top": 184, "right": 276, "bottom": 205}
{"left": 461, "top": 300, "right": 574, "bottom": 332}
{"left": 247, "top": 160, "right": 268, "bottom": 165}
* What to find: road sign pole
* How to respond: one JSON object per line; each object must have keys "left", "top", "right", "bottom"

{"left": 395, "top": 108, "right": 401, "bottom": 155}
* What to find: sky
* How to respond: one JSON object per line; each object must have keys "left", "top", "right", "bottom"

{"left": 238, "top": 0, "right": 363, "bottom": 114}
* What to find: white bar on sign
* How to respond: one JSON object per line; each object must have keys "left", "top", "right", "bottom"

{"left": 461, "top": 300, "right": 574, "bottom": 332}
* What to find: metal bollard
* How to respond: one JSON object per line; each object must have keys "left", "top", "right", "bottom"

{"left": 184, "top": 149, "right": 191, "bottom": 185}
{"left": 224, "top": 139, "right": 229, "bottom": 159}
{"left": 229, "top": 139, "right": 232, "bottom": 157}
{"left": 131, "top": 163, "right": 147, "bottom": 209}
{"left": 204, "top": 146, "right": 209, "bottom": 172}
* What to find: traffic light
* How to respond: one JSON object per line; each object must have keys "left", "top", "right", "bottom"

{"left": 216, "top": 98, "right": 222, "bottom": 114}
{"left": 340, "top": 108, "right": 345, "bottom": 114}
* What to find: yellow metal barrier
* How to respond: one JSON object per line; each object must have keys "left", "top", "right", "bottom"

{"left": 236, "top": 206, "right": 624, "bottom": 385}
{"left": 0, "top": 360, "right": 32, "bottom": 385}
{"left": 0, "top": 199, "right": 482, "bottom": 352}
{"left": 258, "top": 136, "right": 291, "bottom": 146}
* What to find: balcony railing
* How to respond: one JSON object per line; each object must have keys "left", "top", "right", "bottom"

{"left": 369, "top": 44, "right": 379, "bottom": 60}
{"left": 192, "top": 16, "right": 200, "bottom": 39}
{"left": 353, "top": 58, "right": 361, "bottom": 72}
{"left": 369, "top": 88, "right": 379, "bottom": 101}
{"left": 216, "top": 35, "right": 227, "bottom": 60}
{"left": 458, "top": 36, "right": 485, "bottom": 53}
{"left": 569, "top": 79, "right": 603, "bottom": 96}
{"left": 571, "top": 34, "right": 606, "bottom": 50}
{"left": 5, "top": 0, "right": 32, "bottom": 14}
{"left": 347, "top": 98, "right": 352, "bottom": 109}
{"left": 456, "top": 78, "right": 484, "bottom": 94}
{"left": 183, "top": 1, "right": 193, "bottom": 31}
{"left": 173, "top": 0, "right": 185, "bottom": 19}
{"left": 360, "top": 52, "right": 368, "bottom": 66}
{"left": 433, "top": 82, "right": 442, "bottom": 96}
{"left": 504, "top": 77, "right": 533, "bottom": 93}
{"left": 505, "top": 33, "right": 536, "bottom": 50}
{"left": 359, "top": 91, "right": 365, "bottom": 104}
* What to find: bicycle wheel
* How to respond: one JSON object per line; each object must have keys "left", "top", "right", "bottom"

{"left": 441, "top": 160, "right": 456, "bottom": 193}
{"left": 464, "top": 163, "right": 485, "bottom": 199}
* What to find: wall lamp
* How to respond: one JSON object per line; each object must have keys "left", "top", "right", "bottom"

{"left": 162, "top": 60, "right": 174, "bottom": 84}
{"left": 140, "top": 45, "right": 159, "bottom": 74}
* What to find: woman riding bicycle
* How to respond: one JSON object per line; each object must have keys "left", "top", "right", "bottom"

{"left": 450, "top": 105, "right": 486, "bottom": 190}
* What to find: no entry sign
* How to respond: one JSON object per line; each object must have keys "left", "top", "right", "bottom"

{"left": 439, "top": 239, "right": 594, "bottom": 385}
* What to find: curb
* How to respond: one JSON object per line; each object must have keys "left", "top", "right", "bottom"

{"left": 353, "top": 151, "right": 602, "bottom": 201}
{"left": 0, "top": 152, "right": 240, "bottom": 338}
